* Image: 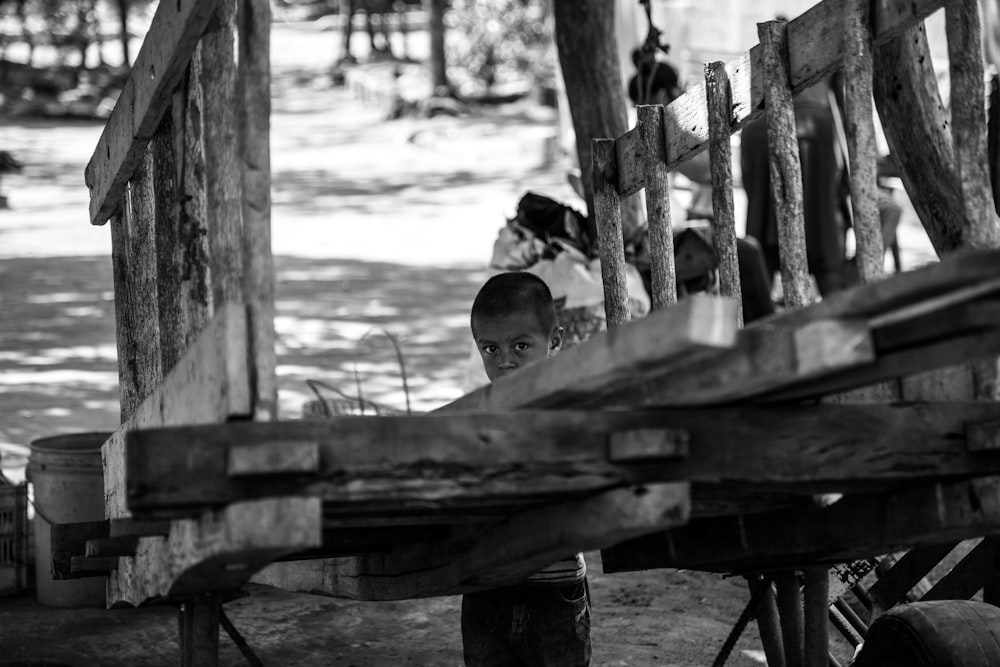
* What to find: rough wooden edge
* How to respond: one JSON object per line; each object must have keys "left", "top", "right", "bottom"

{"left": 612, "top": 0, "right": 947, "bottom": 196}
{"left": 85, "top": 0, "right": 222, "bottom": 225}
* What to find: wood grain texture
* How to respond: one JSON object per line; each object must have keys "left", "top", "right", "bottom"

{"left": 759, "top": 20, "right": 810, "bottom": 310}
{"left": 843, "top": 0, "right": 884, "bottom": 284}
{"left": 85, "top": 0, "right": 221, "bottom": 225}
{"left": 704, "top": 61, "right": 742, "bottom": 325}
{"left": 254, "top": 483, "right": 688, "bottom": 600}
{"left": 111, "top": 497, "right": 321, "bottom": 607}
{"left": 637, "top": 104, "right": 676, "bottom": 310}
{"left": 592, "top": 137, "right": 630, "bottom": 327}
{"left": 612, "top": 0, "right": 946, "bottom": 196}
{"left": 238, "top": 0, "right": 277, "bottom": 421}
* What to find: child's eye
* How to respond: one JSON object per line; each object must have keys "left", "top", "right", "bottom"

{"left": 481, "top": 345, "right": 498, "bottom": 355}
{"left": 514, "top": 342, "right": 530, "bottom": 351}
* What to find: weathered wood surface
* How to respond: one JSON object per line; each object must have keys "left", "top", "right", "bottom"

{"left": 103, "top": 302, "right": 251, "bottom": 520}
{"left": 843, "top": 0, "right": 883, "bottom": 284}
{"left": 603, "top": 477, "right": 1000, "bottom": 574}
{"left": 85, "top": 0, "right": 221, "bottom": 225}
{"left": 760, "top": 19, "right": 811, "bottom": 310}
{"left": 440, "top": 295, "right": 736, "bottom": 412}
{"left": 921, "top": 536, "right": 1000, "bottom": 602}
{"left": 612, "top": 0, "right": 946, "bottom": 196}
{"left": 112, "top": 497, "right": 321, "bottom": 607}
{"left": 704, "top": 61, "right": 742, "bottom": 324}
{"left": 255, "top": 483, "right": 688, "bottom": 600}
{"left": 867, "top": 542, "right": 957, "bottom": 611}
{"left": 126, "top": 402, "right": 1000, "bottom": 513}
{"left": 592, "top": 138, "right": 631, "bottom": 327}
{"left": 637, "top": 104, "right": 676, "bottom": 311}
{"left": 51, "top": 520, "right": 109, "bottom": 580}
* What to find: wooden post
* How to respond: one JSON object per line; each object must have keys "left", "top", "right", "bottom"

{"left": 179, "top": 594, "right": 221, "bottom": 667}
{"left": 749, "top": 575, "right": 787, "bottom": 667}
{"left": 111, "top": 157, "right": 163, "bottom": 420}
{"left": 704, "top": 61, "right": 743, "bottom": 326}
{"left": 775, "top": 569, "right": 805, "bottom": 667}
{"left": 202, "top": 0, "right": 245, "bottom": 307}
{"left": 843, "top": 0, "right": 884, "bottom": 284}
{"left": 238, "top": 0, "right": 277, "bottom": 420}
{"left": 758, "top": 20, "right": 810, "bottom": 309}
{"left": 803, "top": 567, "right": 830, "bottom": 667}
{"left": 592, "top": 138, "right": 631, "bottom": 327}
{"left": 637, "top": 104, "right": 676, "bottom": 311}
{"left": 946, "top": 0, "right": 1000, "bottom": 248}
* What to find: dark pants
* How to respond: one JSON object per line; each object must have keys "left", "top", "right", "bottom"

{"left": 461, "top": 580, "right": 591, "bottom": 667}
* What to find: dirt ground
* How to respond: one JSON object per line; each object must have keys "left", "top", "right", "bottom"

{"left": 0, "top": 22, "right": 934, "bottom": 667}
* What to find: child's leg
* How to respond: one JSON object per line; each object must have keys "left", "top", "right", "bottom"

{"left": 520, "top": 580, "right": 592, "bottom": 667}
{"left": 462, "top": 588, "right": 524, "bottom": 667}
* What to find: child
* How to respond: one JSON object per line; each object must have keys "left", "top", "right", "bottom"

{"left": 462, "top": 271, "right": 592, "bottom": 667}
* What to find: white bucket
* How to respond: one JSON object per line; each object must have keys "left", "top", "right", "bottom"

{"left": 27, "top": 432, "right": 109, "bottom": 607}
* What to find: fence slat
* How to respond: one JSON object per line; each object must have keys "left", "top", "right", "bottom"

{"left": 239, "top": 0, "right": 277, "bottom": 420}
{"left": 946, "top": 0, "right": 1000, "bottom": 248}
{"left": 759, "top": 20, "right": 810, "bottom": 310}
{"left": 84, "top": 0, "right": 221, "bottom": 226}
{"left": 592, "top": 138, "right": 631, "bottom": 328}
{"left": 637, "top": 105, "right": 676, "bottom": 311}
{"left": 844, "top": 0, "right": 884, "bottom": 284}
{"left": 704, "top": 61, "right": 743, "bottom": 326}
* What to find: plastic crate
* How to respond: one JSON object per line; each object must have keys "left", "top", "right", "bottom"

{"left": 0, "top": 478, "right": 29, "bottom": 595}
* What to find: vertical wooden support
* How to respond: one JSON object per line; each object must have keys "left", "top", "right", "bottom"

{"left": 201, "top": 0, "right": 245, "bottom": 306}
{"left": 238, "top": 0, "right": 277, "bottom": 420}
{"left": 946, "top": 0, "right": 1000, "bottom": 248}
{"left": 843, "top": 0, "right": 883, "bottom": 284}
{"left": 803, "top": 567, "right": 830, "bottom": 667}
{"left": 637, "top": 105, "right": 676, "bottom": 311}
{"left": 110, "top": 154, "right": 163, "bottom": 420}
{"left": 179, "top": 44, "right": 213, "bottom": 347}
{"left": 775, "top": 570, "right": 804, "bottom": 667}
{"left": 592, "top": 138, "right": 631, "bottom": 328}
{"left": 758, "top": 20, "right": 810, "bottom": 310}
{"left": 179, "top": 594, "right": 221, "bottom": 667}
{"left": 748, "top": 575, "right": 787, "bottom": 667}
{"left": 704, "top": 61, "right": 743, "bottom": 326}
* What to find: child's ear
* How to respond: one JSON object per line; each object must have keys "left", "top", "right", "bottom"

{"left": 549, "top": 326, "right": 564, "bottom": 354}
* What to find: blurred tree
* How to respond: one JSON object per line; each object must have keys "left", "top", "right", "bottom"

{"left": 553, "top": 0, "right": 640, "bottom": 234}
{"left": 114, "top": 0, "right": 128, "bottom": 65}
{"left": 425, "top": 0, "right": 447, "bottom": 92}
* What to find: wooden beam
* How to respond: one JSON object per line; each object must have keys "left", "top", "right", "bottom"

{"left": 254, "top": 483, "right": 688, "bottom": 600}
{"left": 867, "top": 543, "right": 958, "bottom": 610}
{"left": 602, "top": 477, "right": 1000, "bottom": 574}
{"left": 126, "top": 403, "right": 1000, "bottom": 514}
{"left": 85, "top": 0, "right": 221, "bottom": 225}
{"left": 440, "top": 295, "right": 736, "bottom": 412}
{"left": 51, "top": 520, "right": 109, "bottom": 580}
{"left": 612, "top": 0, "right": 946, "bottom": 196}
{"left": 112, "top": 497, "right": 321, "bottom": 607}
{"left": 920, "top": 536, "right": 1000, "bottom": 602}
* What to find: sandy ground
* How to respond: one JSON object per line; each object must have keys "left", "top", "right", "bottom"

{"left": 0, "top": 21, "right": 936, "bottom": 667}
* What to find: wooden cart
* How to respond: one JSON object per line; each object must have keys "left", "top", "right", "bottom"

{"left": 50, "top": 0, "right": 1000, "bottom": 665}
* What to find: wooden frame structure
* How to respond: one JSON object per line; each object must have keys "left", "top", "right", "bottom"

{"left": 47, "top": 0, "right": 1000, "bottom": 665}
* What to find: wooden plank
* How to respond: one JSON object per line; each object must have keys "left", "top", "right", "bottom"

{"left": 843, "top": 0, "right": 884, "bottom": 284}
{"left": 612, "top": 0, "right": 946, "bottom": 196}
{"left": 227, "top": 441, "right": 320, "bottom": 476}
{"left": 85, "top": 0, "right": 221, "bottom": 225}
{"left": 637, "top": 104, "right": 676, "bottom": 311}
{"left": 866, "top": 543, "right": 957, "bottom": 610}
{"left": 439, "top": 295, "right": 736, "bottom": 412}
{"left": 112, "top": 497, "right": 321, "bottom": 606}
{"left": 51, "top": 520, "right": 109, "bottom": 580}
{"left": 86, "top": 535, "right": 140, "bottom": 558}
{"left": 254, "top": 483, "right": 688, "bottom": 601}
{"left": 111, "top": 160, "right": 162, "bottom": 421}
{"left": 704, "top": 61, "right": 742, "bottom": 325}
{"left": 103, "top": 302, "right": 251, "bottom": 520}
{"left": 760, "top": 19, "right": 811, "bottom": 310}
{"left": 921, "top": 536, "right": 1000, "bottom": 601}
{"left": 70, "top": 555, "right": 118, "bottom": 576}
{"left": 592, "top": 138, "right": 630, "bottom": 326}
{"left": 602, "top": 477, "right": 1000, "bottom": 574}
{"left": 238, "top": 0, "right": 277, "bottom": 421}
{"left": 127, "top": 402, "right": 1000, "bottom": 513}
{"left": 109, "top": 518, "right": 173, "bottom": 538}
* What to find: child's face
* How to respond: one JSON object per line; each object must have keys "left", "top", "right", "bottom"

{"left": 472, "top": 312, "right": 563, "bottom": 382}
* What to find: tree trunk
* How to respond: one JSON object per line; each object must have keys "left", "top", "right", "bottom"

{"left": 117, "top": 0, "right": 130, "bottom": 67}
{"left": 425, "top": 0, "right": 448, "bottom": 92}
{"left": 340, "top": 0, "right": 356, "bottom": 62}
{"left": 552, "top": 0, "right": 639, "bottom": 237}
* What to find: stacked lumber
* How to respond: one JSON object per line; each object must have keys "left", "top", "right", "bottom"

{"left": 55, "top": 249, "right": 1000, "bottom": 600}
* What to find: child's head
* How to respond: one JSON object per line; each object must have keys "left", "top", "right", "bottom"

{"left": 470, "top": 272, "right": 563, "bottom": 382}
